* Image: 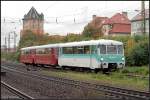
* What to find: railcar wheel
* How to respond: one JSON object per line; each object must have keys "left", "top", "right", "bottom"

{"left": 91, "top": 69, "right": 95, "bottom": 73}
{"left": 70, "top": 67, "right": 76, "bottom": 71}
{"left": 102, "top": 69, "right": 109, "bottom": 74}
{"left": 61, "top": 66, "right": 65, "bottom": 70}
{"left": 94, "top": 69, "right": 99, "bottom": 73}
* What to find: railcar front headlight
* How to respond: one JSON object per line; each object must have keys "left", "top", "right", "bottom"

{"left": 100, "top": 58, "right": 104, "bottom": 61}
{"left": 122, "top": 57, "right": 125, "bottom": 60}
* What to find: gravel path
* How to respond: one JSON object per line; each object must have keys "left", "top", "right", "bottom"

{"left": 1, "top": 85, "right": 21, "bottom": 99}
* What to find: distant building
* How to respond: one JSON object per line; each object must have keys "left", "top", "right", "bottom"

{"left": 1, "top": 46, "right": 16, "bottom": 53}
{"left": 102, "top": 12, "right": 131, "bottom": 36}
{"left": 131, "top": 9, "right": 149, "bottom": 36}
{"left": 20, "top": 6, "right": 44, "bottom": 37}
{"left": 1, "top": 45, "right": 6, "bottom": 52}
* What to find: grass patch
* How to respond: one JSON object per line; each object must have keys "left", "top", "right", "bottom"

{"left": 119, "top": 65, "right": 149, "bottom": 76}
{"left": 41, "top": 67, "right": 149, "bottom": 92}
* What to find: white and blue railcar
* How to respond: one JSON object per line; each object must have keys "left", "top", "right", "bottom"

{"left": 58, "top": 39, "right": 125, "bottom": 71}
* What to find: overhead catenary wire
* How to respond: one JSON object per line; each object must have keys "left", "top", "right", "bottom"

{"left": 1, "top": 7, "right": 142, "bottom": 21}
{"left": 1, "top": 8, "right": 146, "bottom": 27}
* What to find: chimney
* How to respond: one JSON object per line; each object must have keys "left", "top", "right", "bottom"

{"left": 122, "top": 12, "right": 128, "bottom": 17}
{"left": 92, "top": 15, "right": 96, "bottom": 20}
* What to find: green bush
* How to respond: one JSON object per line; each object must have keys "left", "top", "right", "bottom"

{"left": 126, "top": 39, "right": 149, "bottom": 66}
{"left": 1, "top": 51, "right": 20, "bottom": 62}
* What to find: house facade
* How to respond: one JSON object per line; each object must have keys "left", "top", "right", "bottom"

{"left": 20, "top": 7, "right": 44, "bottom": 37}
{"left": 102, "top": 12, "right": 131, "bottom": 36}
{"left": 131, "top": 9, "right": 149, "bottom": 36}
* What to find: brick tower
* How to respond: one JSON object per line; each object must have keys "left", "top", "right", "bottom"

{"left": 20, "top": 6, "right": 44, "bottom": 37}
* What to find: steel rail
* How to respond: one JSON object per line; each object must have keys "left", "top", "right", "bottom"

{"left": 2, "top": 61, "right": 149, "bottom": 80}
{"left": 1, "top": 81, "right": 34, "bottom": 99}
{"left": 2, "top": 66, "right": 150, "bottom": 100}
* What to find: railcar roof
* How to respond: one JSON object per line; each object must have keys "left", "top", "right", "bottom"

{"left": 21, "top": 39, "right": 123, "bottom": 50}
{"left": 21, "top": 44, "right": 60, "bottom": 50}
{"left": 59, "top": 39, "right": 123, "bottom": 47}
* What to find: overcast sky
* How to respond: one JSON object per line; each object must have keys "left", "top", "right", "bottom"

{"left": 1, "top": 1, "right": 149, "bottom": 47}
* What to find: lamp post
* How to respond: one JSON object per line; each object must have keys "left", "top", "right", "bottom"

{"left": 4, "top": 36, "right": 7, "bottom": 53}
{"left": 140, "top": 1, "right": 146, "bottom": 35}
{"left": 8, "top": 33, "right": 10, "bottom": 52}
{"left": 134, "top": 9, "right": 146, "bottom": 35}
{"left": 13, "top": 31, "right": 17, "bottom": 52}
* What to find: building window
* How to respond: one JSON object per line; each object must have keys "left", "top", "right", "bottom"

{"left": 33, "top": 20, "right": 35, "bottom": 29}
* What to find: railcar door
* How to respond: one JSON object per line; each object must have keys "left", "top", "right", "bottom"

{"left": 50, "top": 48, "right": 58, "bottom": 65}
{"left": 90, "top": 45, "right": 98, "bottom": 69}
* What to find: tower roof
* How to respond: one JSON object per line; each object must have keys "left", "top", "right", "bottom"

{"left": 23, "top": 6, "right": 44, "bottom": 20}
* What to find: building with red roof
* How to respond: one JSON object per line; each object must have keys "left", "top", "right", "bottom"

{"left": 102, "top": 12, "right": 131, "bottom": 36}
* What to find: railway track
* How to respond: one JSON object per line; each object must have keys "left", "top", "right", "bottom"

{"left": 1, "top": 81, "right": 34, "bottom": 99}
{"left": 125, "top": 74, "right": 149, "bottom": 80}
{"left": 2, "top": 60, "right": 149, "bottom": 80}
{"left": 2, "top": 65, "right": 150, "bottom": 100}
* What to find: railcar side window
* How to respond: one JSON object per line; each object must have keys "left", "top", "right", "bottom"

{"left": 100, "top": 45, "right": 106, "bottom": 54}
{"left": 62, "top": 46, "right": 88, "bottom": 54}
{"left": 77, "top": 46, "right": 84, "bottom": 54}
{"left": 22, "top": 50, "right": 24, "bottom": 54}
{"left": 118, "top": 45, "right": 123, "bottom": 54}
{"left": 84, "top": 46, "right": 90, "bottom": 54}
{"left": 73, "top": 47, "right": 78, "bottom": 54}
{"left": 63, "top": 47, "right": 73, "bottom": 54}
{"left": 45, "top": 48, "right": 50, "bottom": 54}
{"left": 36, "top": 48, "right": 46, "bottom": 54}
{"left": 62, "top": 47, "right": 66, "bottom": 54}
{"left": 25, "top": 50, "right": 30, "bottom": 54}
{"left": 31, "top": 50, "right": 35, "bottom": 54}
{"left": 68, "top": 47, "right": 73, "bottom": 54}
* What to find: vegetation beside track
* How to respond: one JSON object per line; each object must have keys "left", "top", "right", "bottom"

{"left": 119, "top": 66, "right": 149, "bottom": 76}
{"left": 41, "top": 65, "right": 149, "bottom": 92}
{"left": 1, "top": 51, "right": 20, "bottom": 63}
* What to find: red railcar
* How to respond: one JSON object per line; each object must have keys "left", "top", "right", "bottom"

{"left": 20, "top": 45, "right": 59, "bottom": 66}
{"left": 20, "top": 49, "right": 35, "bottom": 64}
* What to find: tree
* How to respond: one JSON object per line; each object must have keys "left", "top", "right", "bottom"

{"left": 63, "top": 33, "right": 82, "bottom": 42}
{"left": 126, "top": 39, "right": 149, "bottom": 66}
{"left": 82, "top": 24, "right": 103, "bottom": 38}
{"left": 18, "top": 30, "right": 50, "bottom": 48}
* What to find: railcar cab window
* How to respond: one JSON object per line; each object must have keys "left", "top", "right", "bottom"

{"left": 118, "top": 45, "right": 123, "bottom": 54}
{"left": 107, "top": 45, "right": 117, "bottom": 54}
{"left": 100, "top": 45, "right": 106, "bottom": 54}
